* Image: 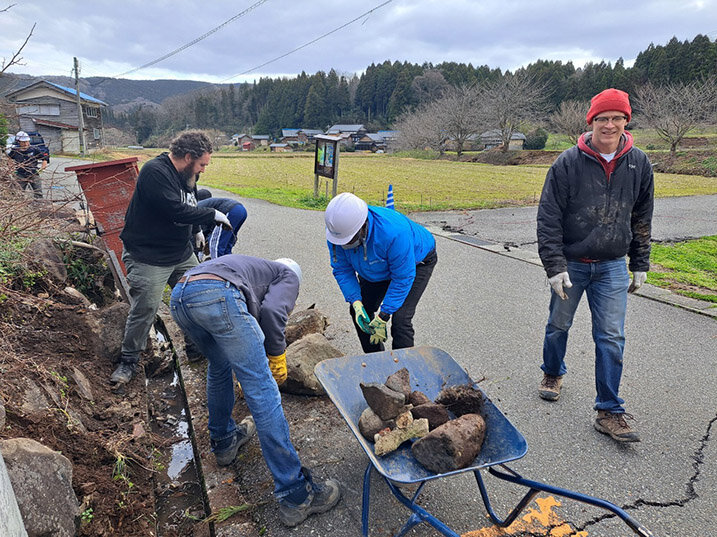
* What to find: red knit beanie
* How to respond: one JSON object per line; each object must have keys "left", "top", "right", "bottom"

{"left": 586, "top": 88, "right": 632, "bottom": 124}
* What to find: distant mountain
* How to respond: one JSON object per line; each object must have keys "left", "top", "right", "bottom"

{"left": 0, "top": 73, "right": 221, "bottom": 109}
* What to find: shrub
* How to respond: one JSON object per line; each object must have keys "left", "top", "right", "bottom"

{"left": 524, "top": 128, "right": 549, "bottom": 150}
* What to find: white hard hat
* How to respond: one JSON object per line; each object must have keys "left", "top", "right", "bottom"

{"left": 16, "top": 131, "right": 30, "bottom": 142}
{"left": 275, "top": 258, "right": 302, "bottom": 285}
{"left": 324, "top": 192, "right": 368, "bottom": 245}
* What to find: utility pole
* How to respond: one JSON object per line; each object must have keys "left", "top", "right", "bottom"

{"left": 74, "top": 57, "right": 86, "bottom": 155}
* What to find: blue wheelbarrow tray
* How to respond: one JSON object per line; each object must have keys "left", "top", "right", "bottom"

{"left": 314, "top": 346, "right": 655, "bottom": 537}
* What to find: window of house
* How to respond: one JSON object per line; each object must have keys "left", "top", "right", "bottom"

{"left": 84, "top": 106, "right": 98, "bottom": 118}
{"left": 93, "top": 128, "right": 101, "bottom": 140}
{"left": 17, "top": 104, "right": 60, "bottom": 116}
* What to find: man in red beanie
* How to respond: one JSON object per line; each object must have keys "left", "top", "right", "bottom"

{"left": 536, "top": 88, "right": 653, "bottom": 443}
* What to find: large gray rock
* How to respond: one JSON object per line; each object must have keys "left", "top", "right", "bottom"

{"left": 25, "top": 239, "right": 67, "bottom": 284}
{"left": 85, "top": 301, "right": 129, "bottom": 362}
{"left": 285, "top": 307, "right": 329, "bottom": 345}
{"left": 0, "top": 438, "right": 80, "bottom": 537}
{"left": 283, "top": 333, "right": 343, "bottom": 396}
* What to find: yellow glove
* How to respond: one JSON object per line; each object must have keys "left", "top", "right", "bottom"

{"left": 368, "top": 313, "right": 388, "bottom": 345}
{"left": 268, "top": 352, "right": 287, "bottom": 385}
{"left": 352, "top": 300, "right": 372, "bottom": 334}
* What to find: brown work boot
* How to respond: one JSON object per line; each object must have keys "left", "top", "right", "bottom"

{"left": 538, "top": 373, "right": 563, "bottom": 401}
{"left": 594, "top": 411, "right": 640, "bottom": 443}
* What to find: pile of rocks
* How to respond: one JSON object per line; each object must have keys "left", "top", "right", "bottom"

{"left": 357, "top": 368, "right": 487, "bottom": 474}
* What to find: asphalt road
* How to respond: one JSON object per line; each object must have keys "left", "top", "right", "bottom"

{"left": 54, "top": 157, "right": 716, "bottom": 537}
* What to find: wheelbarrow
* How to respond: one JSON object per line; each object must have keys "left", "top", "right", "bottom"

{"left": 314, "top": 346, "right": 655, "bottom": 537}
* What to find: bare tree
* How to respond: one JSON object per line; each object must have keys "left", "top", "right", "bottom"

{"left": 394, "top": 101, "right": 449, "bottom": 155}
{"left": 551, "top": 99, "right": 589, "bottom": 145}
{"left": 478, "top": 73, "right": 548, "bottom": 152}
{"left": 1, "top": 5, "right": 35, "bottom": 76}
{"left": 634, "top": 78, "right": 717, "bottom": 157}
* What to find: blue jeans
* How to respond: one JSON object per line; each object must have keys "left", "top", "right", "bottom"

{"left": 208, "top": 203, "right": 247, "bottom": 258}
{"left": 169, "top": 279, "right": 308, "bottom": 500}
{"left": 541, "top": 258, "right": 629, "bottom": 413}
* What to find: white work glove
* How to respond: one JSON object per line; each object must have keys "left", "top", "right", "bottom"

{"left": 628, "top": 271, "right": 647, "bottom": 293}
{"left": 214, "top": 210, "right": 233, "bottom": 231}
{"left": 548, "top": 272, "right": 572, "bottom": 300}
{"left": 194, "top": 230, "right": 205, "bottom": 250}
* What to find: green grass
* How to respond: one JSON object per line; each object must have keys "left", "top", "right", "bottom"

{"left": 649, "top": 236, "right": 717, "bottom": 303}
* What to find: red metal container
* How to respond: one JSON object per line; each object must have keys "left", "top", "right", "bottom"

{"left": 65, "top": 157, "right": 139, "bottom": 274}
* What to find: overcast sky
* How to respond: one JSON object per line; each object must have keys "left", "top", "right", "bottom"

{"left": 1, "top": 0, "right": 716, "bottom": 84}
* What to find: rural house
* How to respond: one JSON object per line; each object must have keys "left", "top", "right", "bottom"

{"left": 355, "top": 133, "right": 387, "bottom": 152}
{"left": 5, "top": 80, "right": 107, "bottom": 153}
{"left": 480, "top": 129, "right": 526, "bottom": 150}
{"left": 269, "top": 143, "right": 292, "bottom": 153}
{"left": 251, "top": 134, "right": 271, "bottom": 147}
{"left": 326, "top": 124, "right": 366, "bottom": 144}
{"left": 280, "top": 128, "right": 324, "bottom": 146}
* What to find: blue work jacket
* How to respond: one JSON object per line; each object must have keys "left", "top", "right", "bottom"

{"left": 328, "top": 206, "right": 435, "bottom": 314}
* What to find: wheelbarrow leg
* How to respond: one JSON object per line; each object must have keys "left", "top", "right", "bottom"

{"left": 476, "top": 464, "right": 655, "bottom": 537}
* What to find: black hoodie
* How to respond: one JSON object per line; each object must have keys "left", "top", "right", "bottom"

{"left": 120, "top": 152, "right": 216, "bottom": 266}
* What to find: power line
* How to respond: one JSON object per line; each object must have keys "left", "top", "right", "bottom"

{"left": 113, "top": 0, "right": 269, "bottom": 78}
{"left": 222, "top": 0, "right": 393, "bottom": 82}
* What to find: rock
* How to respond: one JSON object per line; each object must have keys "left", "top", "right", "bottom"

{"left": 360, "top": 382, "right": 406, "bottom": 421}
{"left": 411, "top": 403, "right": 450, "bottom": 430}
{"left": 385, "top": 367, "right": 411, "bottom": 397}
{"left": 25, "top": 239, "right": 67, "bottom": 284}
{"left": 358, "top": 407, "right": 395, "bottom": 441}
{"left": 374, "top": 414, "right": 429, "bottom": 456}
{"left": 435, "top": 384, "right": 485, "bottom": 417}
{"left": 408, "top": 390, "right": 431, "bottom": 406}
{"left": 285, "top": 306, "right": 329, "bottom": 345}
{"left": 411, "top": 413, "right": 486, "bottom": 474}
{"left": 71, "top": 367, "right": 94, "bottom": 401}
{"left": 282, "top": 333, "right": 343, "bottom": 396}
{"left": 0, "top": 450, "right": 28, "bottom": 537}
{"left": 0, "top": 438, "right": 80, "bottom": 537}
{"left": 85, "top": 301, "right": 130, "bottom": 362}
{"left": 20, "top": 380, "right": 50, "bottom": 416}
{"left": 62, "top": 286, "right": 92, "bottom": 307}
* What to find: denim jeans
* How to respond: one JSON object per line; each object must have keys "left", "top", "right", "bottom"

{"left": 121, "top": 249, "right": 198, "bottom": 364}
{"left": 541, "top": 258, "right": 629, "bottom": 413}
{"left": 208, "top": 203, "right": 247, "bottom": 258}
{"left": 352, "top": 248, "right": 437, "bottom": 353}
{"left": 169, "top": 279, "right": 308, "bottom": 500}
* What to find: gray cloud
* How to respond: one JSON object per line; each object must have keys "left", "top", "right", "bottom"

{"left": 1, "top": 0, "right": 715, "bottom": 82}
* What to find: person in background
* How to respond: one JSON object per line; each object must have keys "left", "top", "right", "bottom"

{"left": 324, "top": 192, "right": 437, "bottom": 353}
{"left": 536, "top": 88, "right": 654, "bottom": 443}
{"left": 195, "top": 189, "right": 248, "bottom": 259}
{"left": 8, "top": 131, "right": 49, "bottom": 198}
{"left": 112, "top": 130, "right": 233, "bottom": 385}
{"left": 169, "top": 255, "right": 341, "bottom": 527}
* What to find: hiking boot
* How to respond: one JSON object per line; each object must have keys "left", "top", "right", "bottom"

{"left": 278, "top": 468, "right": 341, "bottom": 527}
{"left": 110, "top": 362, "right": 137, "bottom": 385}
{"left": 594, "top": 411, "right": 640, "bottom": 443}
{"left": 213, "top": 416, "right": 256, "bottom": 466}
{"left": 538, "top": 373, "right": 563, "bottom": 401}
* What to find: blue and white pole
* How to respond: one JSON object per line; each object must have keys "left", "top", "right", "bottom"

{"left": 386, "top": 184, "right": 394, "bottom": 209}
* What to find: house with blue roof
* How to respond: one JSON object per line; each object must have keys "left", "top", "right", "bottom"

{"left": 5, "top": 80, "right": 108, "bottom": 153}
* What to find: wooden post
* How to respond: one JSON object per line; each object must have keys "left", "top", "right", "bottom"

{"left": 314, "top": 173, "right": 319, "bottom": 198}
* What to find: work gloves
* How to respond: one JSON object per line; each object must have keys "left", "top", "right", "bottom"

{"left": 628, "top": 271, "right": 647, "bottom": 293}
{"left": 267, "top": 352, "right": 287, "bottom": 386}
{"left": 368, "top": 313, "right": 388, "bottom": 345}
{"left": 194, "top": 230, "right": 205, "bottom": 251}
{"left": 352, "top": 300, "right": 372, "bottom": 334}
{"left": 548, "top": 272, "right": 572, "bottom": 300}
{"left": 214, "top": 210, "right": 233, "bottom": 231}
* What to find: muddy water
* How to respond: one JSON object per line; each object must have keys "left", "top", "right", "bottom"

{"left": 147, "top": 330, "right": 209, "bottom": 536}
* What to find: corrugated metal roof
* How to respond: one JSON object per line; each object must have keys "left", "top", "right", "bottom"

{"left": 46, "top": 82, "right": 108, "bottom": 105}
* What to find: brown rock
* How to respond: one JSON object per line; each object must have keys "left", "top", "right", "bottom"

{"left": 408, "top": 390, "right": 431, "bottom": 406}
{"left": 411, "top": 403, "right": 450, "bottom": 430}
{"left": 411, "top": 413, "right": 486, "bottom": 474}
{"left": 385, "top": 367, "right": 411, "bottom": 397}
{"left": 283, "top": 333, "right": 343, "bottom": 395}
{"left": 285, "top": 306, "right": 329, "bottom": 345}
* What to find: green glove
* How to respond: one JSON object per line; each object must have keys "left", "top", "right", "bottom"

{"left": 368, "top": 313, "right": 388, "bottom": 345}
{"left": 352, "top": 300, "right": 372, "bottom": 334}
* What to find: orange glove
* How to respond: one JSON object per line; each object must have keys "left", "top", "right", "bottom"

{"left": 268, "top": 352, "right": 287, "bottom": 385}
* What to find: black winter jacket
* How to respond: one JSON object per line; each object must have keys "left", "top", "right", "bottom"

{"left": 537, "top": 132, "right": 654, "bottom": 278}
{"left": 120, "top": 153, "right": 216, "bottom": 266}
